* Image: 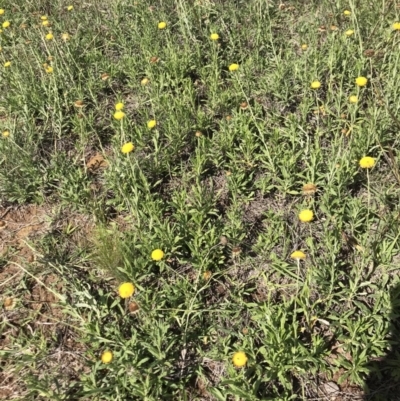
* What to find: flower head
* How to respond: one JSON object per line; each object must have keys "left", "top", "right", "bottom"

{"left": 2, "top": 130, "right": 10, "bottom": 138}
{"left": 302, "top": 183, "right": 317, "bottom": 196}
{"left": 229, "top": 63, "right": 239, "bottom": 71}
{"left": 115, "top": 102, "right": 124, "bottom": 111}
{"left": 41, "top": 15, "right": 48, "bottom": 20}
{"left": 301, "top": 44, "right": 308, "bottom": 50}
{"left": 359, "top": 156, "right": 375, "bottom": 169}
{"left": 158, "top": 21, "right": 167, "bottom": 29}
{"left": 310, "top": 81, "right": 321, "bottom": 89}
{"left": 61, "top": 33, "right": 70, "bottom": 41}
{"left": 118, "top": 282, "right": 135, "bottom": 298}
{"left": 4, "top": 61, "right": 11, "bottom": 68}
{"left": 141, "top": 77, "right": 149, "bottom": 86}
{"left": 210, "top": 33, "right": 219, "bottom": 40}
{"left": 151, "top": 249, "right": 164, "bottom": 261}
{"left": 42, "top": 20, "right": 50, "bottom": 27}
{"left": 290, "top": 250, "right": 306, "bottom": 260}
{"left": 3, "top": 297, "right": 16, "bottom": 310}
{"left": 2, "top": 21, "right": 10, "bottom": 29}
{"left": 203, "top": 271, "right": 212, "bottom": 280}
{"left": 345, "top": 29, "right": 354, "bottom": 36}
{"left": 101, "top": 350, "right": 113, "bottom": 364}
{"left": 343, "top": 10, "right": 351, "bottom": 16}
{"left": 45, "top": 32, "right": 54, "bottom": 40}
{"left": 299, "top": 209, "right": 314, "bottom": 223}
{"left": 232, "top": 351, "right": 248, "bottom": 368}
{"left": 0, "top": 9, "right": 4, "bottom": 15}
{"left": 113, "top": 111, "right": 125, "bottom": 120}
{"left": 349, "top": 95, "right": 358, "bottom": 103}
{"left": 355, "top": 76, "right": 367, "bottom": 87}
{"left": 147, "top": 119, "right": 157, "bottom": 129}
{"left": 121, "top": 142, "right": 134, "bottom": 154}
{"left": 67, "top": 5, "right": 74, "bottom": 11}
{"left": 45, "top": 66, "right": 53, "bottom": 73}
{"left": 392, "top": 22, "right": 400, "bottom": 31}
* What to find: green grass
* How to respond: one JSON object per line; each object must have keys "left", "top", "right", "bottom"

{"left": 1, "top": 0, "right": 400, "bottom": 399}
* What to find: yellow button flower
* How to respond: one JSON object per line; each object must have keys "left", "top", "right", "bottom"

{"left": 151, "top": 249, "right": 164, "bottom": 261}
{"left": 121, "top": 142, "right": 134, "bottom": 154}
{"left": 147, "top": 119, "right": 157, "bottom": 129}
{"left": 232, "top": 351, "right": 248, "bottom": 368}
{"left": 101, "top": 350, "right": 113, "bottom": 364}
{"left": 41, "top": 15, "right": 48, "bottom": 20}
{"left": 392, "top": 22, "right": 400, "bottom": 31}
{"left": 0, "top": 9, "right": 4, "bottom": 15}
{"left": 345, "top": 29, "right": 354, "bottom": 36}
{"left": 158, "top": 21, "right": 167, "bottom": 29}
{"left": 67, "top": 5, "right": 74, "bottom": 11}
{"left": 343, "top": 10, "right": 351, "bottom": 16}
{"left": 45, "top": 66, "right": 53, "bottom": 73}
{"left": 118, "top": 282, "right": 135, "bottom": 298}
{"left": 42, "top": 20, "right": 50, "bottom": 27}
{"left": 45, "top": 32, "right": 54, "bottom": 40}
{"left": 229, "top": 63, "right": 239, "bottom": 71}
{"left": 113, "top": 111, "right": 125, "bottom": 120}
{"left": 301, "top": 44, "right": 308, "bottom": 50}
{"left": 359, "top": 156, "right": 375, "bottom": 169}
{"left": 290, "top": 251, "right": 306, "bottom": 260}
{"left": 299, "top": 209, "right": 314, "bottom": 223}
{"left": 203, "top": 271, "right": 212, "bottom": 280}
{"left": 349, "top": 95, "right": 358, "bottom": 103}
{"left": 355, "top": 76, "right": 367, "bottom": 87}
{"left": 210, "top": 33, "right": 219, "bottom": 40}
{"left": 4, "top": 61, "right": 11, "bottom": 68}
{"left": 61, "top": 33, "right": 70, "bottom": 41}
{"left": 2, "top": 21, "right": 10, "bottom": 29}
{"left": 2, "top": 130, "right": 10, "bottom": 138}
{"left": 141, "top": 77, "right": 149, "bottom": 86}
{"left": 310, "top": 81, "right": 321, "bottom": 89}
{"left": 115, "top": 102, "right": 124, "bottom": 111}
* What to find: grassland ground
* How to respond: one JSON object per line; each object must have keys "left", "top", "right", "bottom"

{"left": 1, "top": 0, "right": 400, "bottom": 400}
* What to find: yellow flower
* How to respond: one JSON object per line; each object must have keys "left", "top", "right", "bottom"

{"left": 113, "top": 111, "right": 125, "bottom": 120}
{"left": 61, "top": 33, "right": 70, "bottom": 41}
{"left": 141, "top": 77, "right": 149, "bottom": 86}
{"left": 299, "top": 209, "right": 314, "bottom": 223}
{"left": 355, "top": 76, "right": 367, "bottom": 87}
{"left": 3, "top": 297, "right": 16, "bottom": 310}
{"left": 42, "top": 20, "right": 50, "bottom": 27}
{"left": 2, "top": 21, "right": 10, "bottom": 29}
{"left": 349, "top": 95, "right": 358, "bottom": 103}
{"left": 158, "top": 21, "right": 167, "bottom": 29}
{"left": 210, "top": 33, "right": 219, "bottom": 40}
{"left": 4, "top": 61, "right": 11, "bottom": 68}
{"left": 121, "top": 142, "right": 134, "bottom": 154}
{"left": 392, "top": 22, "right": 400, "bottom": 31}
{"left": 301, "top": 44, "right": 308, "bottom": 50}
{"left": 0, "top": 9, "right": 4, "bottom": 15}
{"left": 232, "top": 351, "right": 248, "bottom": 368}
{"left": 343, "top": 10, "right": 351, "bottom": 16}
{"left": 118, "top": 282, "right": 135, "bottom": 298}
{"left": 310, "top": 81, "right": 321, "bottom": 89}
{"left": 2, "top": 130, "right": 10, "bottom": 138}
{"left": 45, "top": 66, "right": 53, "bottom": 73}
{"left": 147, "top": 119, "right": 157, "bottom": 129}
{"left": 115, "top": 102, "right": 124, "bottom": 111}
{"left": 45, "top": 32, "right": 54, "bottom": 40}
{"left": 345, "top": 29, "right": 354, "bottom": 36}
{"left": 203, "top": 271, "right": 212, "bottom": 280}
{"left": 151, "top": 249, "right": 164, "bottom": 261}
{"left": 359, "top": 156, "right": 375, "bottom": 169}
{"left": 229, "top": 63, "right": 239, "bottom": 71}
{"left": 101, "top": 350, "right": 113, "bottom": 364}
{"left": 41, "top": 15, "right": 48, "bottom": 20}
{"left": 67, "top": 5, "right": 74, "bottom": 11}
{"left": 290, "top": 250, "right": 306, "bottom": 260}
